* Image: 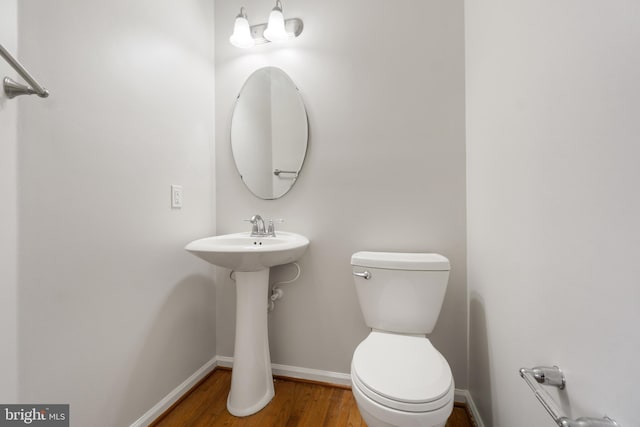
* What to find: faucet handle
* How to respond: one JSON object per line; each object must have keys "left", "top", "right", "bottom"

{"left": 267, "top": 218, "right": 284, "bottom": 237}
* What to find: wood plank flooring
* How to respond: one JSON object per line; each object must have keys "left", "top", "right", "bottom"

{"left": 152, "top": 368, "right": 475, "bottom": 427}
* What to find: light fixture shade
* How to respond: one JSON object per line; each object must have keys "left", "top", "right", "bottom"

{"left": 263, "top": 1, "right": 290, "bottom": 42}
{"left": 229, "top": 10, "right": 255, "bottom": 48}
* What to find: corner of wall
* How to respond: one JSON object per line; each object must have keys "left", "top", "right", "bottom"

{"left": 0, "top": 0, "right": 19, "bottom": 404}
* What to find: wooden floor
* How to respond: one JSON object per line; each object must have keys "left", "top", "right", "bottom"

{"left": 152, "top": 368, "right": 475, "bottom": 427}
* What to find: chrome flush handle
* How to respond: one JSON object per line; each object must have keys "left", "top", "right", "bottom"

{"left": 353, "top": 271, "right": 371, "bottom": 280}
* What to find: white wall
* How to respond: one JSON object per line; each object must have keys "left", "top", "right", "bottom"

{"left": 215, "top": 0, "right": 467, "bottom": 386}
{"left": 466, "top": 1, "right": 640, "bottom": 426}
{"left": 0, "top": 0, "right": 18, "bottom": 404}
{"left": 17, "top": 1, "right": 216, "bottom": 425}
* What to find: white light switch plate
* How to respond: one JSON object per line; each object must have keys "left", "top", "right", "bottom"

{"left": 171, "top": 185, "right": 183, "bottom": 208}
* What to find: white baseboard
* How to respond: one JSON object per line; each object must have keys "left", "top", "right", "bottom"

{"left": 453, "top": 389, "right": 485, "bottom": 427}
{"left": 129, "top": 357, "right": 218, "bottom": 427}
{"left": 272, "top": 362, "right": 352, "bottom": 386}
{"left": 213, "top": 354, "right": 233, "bottom": 368}
{"left": 131, "top": 355, "right": 484, "bottom": 427}
{"left": 214, "top": 355, "right": 352, "bottom": 386}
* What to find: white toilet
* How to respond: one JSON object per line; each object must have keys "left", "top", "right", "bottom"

{"left": 350, "top": 251, "right": 454, "bottom": 427}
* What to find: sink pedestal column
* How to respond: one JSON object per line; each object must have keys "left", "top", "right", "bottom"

{"left": 227, "top": 268, "right": 274, "bottom": 416}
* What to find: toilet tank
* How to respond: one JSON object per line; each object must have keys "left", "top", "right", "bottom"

{"left": 351, "top": 251, "right": 450, "bottom": 334}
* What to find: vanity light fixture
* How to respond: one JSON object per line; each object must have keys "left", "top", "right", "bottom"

{"left": 230, "top": 1, "right": 303, "bottom": 49}
{"left": 230, "top": 8, "right": 255, "bottom": 49}
{"left": 263, "top": 1, "right": 290, "bottom": 42}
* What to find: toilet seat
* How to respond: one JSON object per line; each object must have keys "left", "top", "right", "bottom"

{"left": 351, "top": 332, "right": 454, "bottom": 413}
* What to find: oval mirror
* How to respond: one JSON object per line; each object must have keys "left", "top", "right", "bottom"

{"left": 231, "top": 67, "right": 309, "bottom": 200}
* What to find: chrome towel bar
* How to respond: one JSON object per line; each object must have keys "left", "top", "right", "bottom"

{"left": 519, "top": 366, "right": 620, "bottom": 427}
{"left": 0, "top": 43, "right": 49, "bottom": 99}
{"left": 273, "top": 169, "right": 298, "bottom": 177}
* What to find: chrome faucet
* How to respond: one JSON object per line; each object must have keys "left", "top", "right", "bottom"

{"left": 247, "top": 214, "right": 267, "bottom": 237}
{"left": 245, "top": 215, "right": 283, "bottom": 237}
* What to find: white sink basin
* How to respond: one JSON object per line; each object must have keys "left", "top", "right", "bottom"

{"left": 184, "top": 230, "right": 309, "bottom": 417}
{"left": 185, "top": 231, "right": 309, "bottom": 272}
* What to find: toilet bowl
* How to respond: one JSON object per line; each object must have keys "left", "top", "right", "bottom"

{"left": 351, "top": 331, "right": 454, "bottom": 427}
{"left": 350, "top": 252, "right": 454, "bottom": 427}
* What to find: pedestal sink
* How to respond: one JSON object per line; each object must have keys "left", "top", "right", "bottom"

{"left": 185, "top": 231, "right": 309, "bottom": 416}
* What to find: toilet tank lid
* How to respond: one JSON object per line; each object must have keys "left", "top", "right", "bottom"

{"left": 351, "top": 251, "right": 450, "bottom": 271}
